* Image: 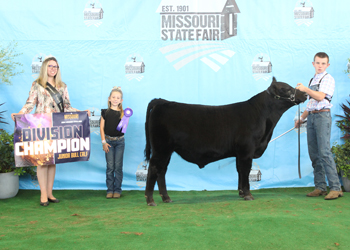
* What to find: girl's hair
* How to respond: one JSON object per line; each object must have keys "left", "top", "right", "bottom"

{"left": 36, "top": 56, "right": 64, "bottom": 88}
{"left": 107, "top": 86, "right": 124, "bottom": 118}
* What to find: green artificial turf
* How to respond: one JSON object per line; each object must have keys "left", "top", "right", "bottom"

{"left": 0, "top": 188, "right": 349, "bottom": 250}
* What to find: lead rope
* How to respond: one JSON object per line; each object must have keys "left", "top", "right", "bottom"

{"left": 298, "top": 104, "right": 301, "bottom": 179}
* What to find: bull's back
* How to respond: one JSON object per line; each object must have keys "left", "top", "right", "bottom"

{"left": 150, "top": 101, "right": 236, "bottom": 139}
{"left": 149, "top": 101, "right": 255, "bottom": 162}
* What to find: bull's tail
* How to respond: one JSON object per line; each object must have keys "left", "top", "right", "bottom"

{"left": 144, "top": 98, "right": 167, "bottom": 161}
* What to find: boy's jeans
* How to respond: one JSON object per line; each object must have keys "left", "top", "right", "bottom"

{"left": 307, "top": 111, "right": 341, "bottom": 191}
{"left": 105, "top": 137, "right": 125, "bottom": 194}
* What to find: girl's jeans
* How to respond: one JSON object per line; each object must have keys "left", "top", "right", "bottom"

{"left": 105, "top": 137, "right": 125, "bottom": 194}
{"left": 307, "top": 111, "right": 341, "bottom": 191}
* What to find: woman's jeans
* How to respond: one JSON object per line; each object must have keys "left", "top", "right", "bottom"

{"left": 307, "top": 111, "right": 341, "bottom": 191}
{"left": 105, "top": 137, "right": 125, "bottom": 194}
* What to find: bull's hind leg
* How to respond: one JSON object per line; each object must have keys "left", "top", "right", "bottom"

{"left": 236, "top": 157, "right": 254, "bottom": 200}
{"left": 157, "top": 157, "right": 172, "bottom": 203}
{"left": 145, "top": 153, "right": 172, "bottom": 206}
{"left": 145, "top": 159, "right": 158, "bottom": 206}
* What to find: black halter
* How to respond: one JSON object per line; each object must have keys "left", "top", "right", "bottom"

{"left": 266, "top": 87, "right": 298, "bottom": 105}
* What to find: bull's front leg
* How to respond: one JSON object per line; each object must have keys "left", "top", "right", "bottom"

{"left": 236, "top": 157, "right": 254, "bottom": 200}
{"left": 237, "top": 173, "right": 244, "bottom": 198}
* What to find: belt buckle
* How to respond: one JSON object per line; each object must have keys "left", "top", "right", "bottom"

{"left": 107, "top": 135, "right": 123, "bottom": 141}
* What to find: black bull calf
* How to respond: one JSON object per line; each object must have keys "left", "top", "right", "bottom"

{"left": 144, "top": 77, "right": 307, "bottom": 206}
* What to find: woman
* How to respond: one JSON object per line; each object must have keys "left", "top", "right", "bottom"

{"left": 11, "top": 56, "right": 90, "bottom": 206}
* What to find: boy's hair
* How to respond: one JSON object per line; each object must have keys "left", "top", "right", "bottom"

{"left": 107, "top": 87, "right": 124, "bottom": 118}
{"left": 314, "top": 52, "right": 329, "bottom": 63}
{"left": 36, "top": 56, "right": 64, "bottom": 89}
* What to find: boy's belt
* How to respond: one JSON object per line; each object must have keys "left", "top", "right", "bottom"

{"left": 309, "top": 109, "right": 330, "bottom": 114}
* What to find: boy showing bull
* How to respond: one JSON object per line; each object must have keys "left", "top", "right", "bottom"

{"left": 295, "top": 52, "right": 343, "bottom": 200}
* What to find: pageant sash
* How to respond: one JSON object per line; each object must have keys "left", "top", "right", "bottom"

{"left": 117, "top": 108, "right": 133, "bottom": 133}
{"left": 46, "top": 82, "right": 64, "bottom": 112}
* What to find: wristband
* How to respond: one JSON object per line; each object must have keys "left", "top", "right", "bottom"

{"left": 102, "top": 140, "right": 106, "bottom": 145}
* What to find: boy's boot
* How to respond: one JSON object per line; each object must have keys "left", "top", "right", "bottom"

{"left": 306, "top": 189, "right": 327, "bottom": 197}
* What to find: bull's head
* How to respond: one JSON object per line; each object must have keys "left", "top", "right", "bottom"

{"left": 267, "top": 77, "right": 307, "bottom": 105}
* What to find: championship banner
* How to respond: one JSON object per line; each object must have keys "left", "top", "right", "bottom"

{"left": 14, "top": 111, "right": 90, "bottom": 167}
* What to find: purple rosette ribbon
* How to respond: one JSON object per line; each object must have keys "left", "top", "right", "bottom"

{"left": 117, "top": 108, "right": 133, "bottom": 133}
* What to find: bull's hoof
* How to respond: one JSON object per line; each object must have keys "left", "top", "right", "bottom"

{"left": 147, "top": 202, "right": 157, "bottom": 206}
{"left": 160, "top": 194, "right": 173, "bottom": 203}
{"left": 146, "top": 195, "right": 156, "bottom": 206}
{"left": 163, "top": 198, "right": 173, "bottom": 203}
{"left": 244, "top": 195, "right": 254, "bottom": 201}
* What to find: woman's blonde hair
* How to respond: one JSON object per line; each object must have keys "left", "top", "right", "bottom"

{"left": 36, "top": 56, "right": 64, "bottom": 88}
{"left": 107, "top": 86, "right": 124, "bottom": 118}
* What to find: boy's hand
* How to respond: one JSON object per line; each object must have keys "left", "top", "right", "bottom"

{"left": 296, "top": 83, "right": 307, "bottom": 92}
{"left": 294, "top": 119, "right": 303, "bottom": 128}
{"left": 295, "top": 118, "right": 306, "bottom": 128}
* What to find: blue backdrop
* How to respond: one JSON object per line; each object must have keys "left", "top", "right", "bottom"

{"left": 0, "top": 0, "right": 349, "bottom": 191}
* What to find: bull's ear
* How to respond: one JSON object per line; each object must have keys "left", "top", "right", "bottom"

{"left": 272, "top": 77, "right": 277, "bottom": 82}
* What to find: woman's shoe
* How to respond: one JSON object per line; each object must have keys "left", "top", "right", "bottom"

{"left": 48, "top": 198, "right": 60, "bottom": 203}
{"left": 40, "top": 201, "right": 49, "bottom": 206}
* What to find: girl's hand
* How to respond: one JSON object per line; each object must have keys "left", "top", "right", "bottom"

{"left": 103, "top": 143, "right": 111, "bottom": 153}
{"left": 11, "top": 113, "right": 22, "bottom": 121}
{"left": 85, "top": 110, "right": 91, "bottom": 117}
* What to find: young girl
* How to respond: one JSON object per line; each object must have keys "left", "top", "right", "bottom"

{"left": 100, "top": 87, "right": 125, "bottom": 199}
